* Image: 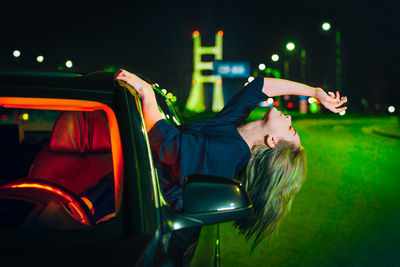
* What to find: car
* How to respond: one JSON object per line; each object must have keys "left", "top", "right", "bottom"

{"left": 0, "top": 71, "right": 252, "bottom": 266}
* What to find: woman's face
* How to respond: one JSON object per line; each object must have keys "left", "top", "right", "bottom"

{"left": 262, "top": 107, "right": 301, "bottom": 148}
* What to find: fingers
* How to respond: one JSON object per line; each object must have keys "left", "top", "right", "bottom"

{"left": 335, "top": 96, "right": 347, "bottom": 107}
{"left": 334, "top": 106, "right": 347, "bottom": 113}
{"left": 114, "top": 69, "right": 125, "bottom": 78}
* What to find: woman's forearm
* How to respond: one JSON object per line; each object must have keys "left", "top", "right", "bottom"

{"left": 140, "top": 86, "right": 164, "bottom": 132}
{"left": 262, "top": 78, "right": 318, "bottom": 98}
{"left": 114, "top": 69, "right": 164, "bottom": 132}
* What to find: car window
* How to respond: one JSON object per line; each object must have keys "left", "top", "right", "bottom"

{"left": 0, "top": 107, "right": 117, "bottom": 229}
{"left": 154, "top": 89, "right": 183, "bottom": 126}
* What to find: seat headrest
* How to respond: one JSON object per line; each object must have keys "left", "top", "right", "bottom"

{"left": 50, "top": 111, "right": 111, "bottom": 153}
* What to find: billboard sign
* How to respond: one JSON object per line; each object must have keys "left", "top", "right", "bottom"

{"left": 213, "top": 60, "right": 250, "bottom": 78}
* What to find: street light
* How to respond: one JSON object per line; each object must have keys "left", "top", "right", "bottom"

{"left": 286, "top": 42, "right": 295, "bottom": 52}
{"left": 271, "top": 54, "right": 279, "bottom": 62}
{"left": 322, "top": 22, "right": 331, "bottom": 31}
{"left": 65, "top": 60, "right": 73, "bottom": 68}
{"left": 36, "top": 55, "right": 44, "bottom": 63}
{"left": 13, "top": 50, "right": 21, "bottom": 58}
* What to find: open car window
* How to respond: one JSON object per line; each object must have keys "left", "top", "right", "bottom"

{"left": 0, "top": 103, "right": 122, "bottom": 230}
{"left": 154, "top": 89, "right": 183, "bottom": 126}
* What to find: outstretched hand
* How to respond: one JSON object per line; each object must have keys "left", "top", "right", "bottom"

{"left": 315, "top": 88, "right": 348, "bottom": 113}
{"left": 114, "top": 69, "right": 150, "bottom": 97}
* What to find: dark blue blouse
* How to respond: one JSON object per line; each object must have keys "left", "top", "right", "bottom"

{"left": 148, "top": 78, "right": 267, "bottom": 205}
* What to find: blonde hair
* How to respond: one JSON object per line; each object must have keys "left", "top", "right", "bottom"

{"left": 234, "top": 140, "right": 307, "bottom": 251}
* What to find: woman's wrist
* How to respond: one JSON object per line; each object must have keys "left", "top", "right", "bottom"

{"left": 313, "top": 87, "right": 324, "bottom": 99}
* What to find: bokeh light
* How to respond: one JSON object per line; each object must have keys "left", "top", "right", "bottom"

{"left": 65, "top": 60, "right": 73, "bottom": 68}
{"left": 21, "top": 113, "right": 29, "bottom": 121}
{"left": 13, "top": 50, "right": 21, "bottom": 58}
{"left": 286, "top": 42, "right": 295, "bottom": 51}
{"left": 36, "top": 55, "right": 44, "bottom": 63}
{"left": 258, "top": 63, "right": 266, "bottom": 70}
{"left": 388, "top": 106, "right": 395, "bottom": 113}
{"left": 271, "top": 54, "right": 279, "bottom": 62}
{"left": 322, "top": 22, "right": 331, "bottom": 31}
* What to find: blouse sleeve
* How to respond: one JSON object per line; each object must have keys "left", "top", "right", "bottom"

{"left": 216, "top": 78, "right": 268, "bottom": 126}
{"left": 148, "top": 119, "right": 197, "bottom": 166}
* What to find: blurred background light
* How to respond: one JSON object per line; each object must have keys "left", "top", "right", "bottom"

{"left": 388, "top": 106, "right": 395, "bottom": 113}
{"left": 248, "top": 76, "right": 255, "bottom": 82}
{"left": 339, "top": 110, "right": 346, "bottom": 116}
{"left": 286, "top": 42, "right": 295, "bottom": 51}
{"left": 322, "top": 22, "right": 331, "bottom": 31}
{"left": 20, "top": 113, "right": 29, "bottom": 121}
{"left": 13, "top": 50, "right": 21, "bottom": 58}
{"left": 65, "top": 60, "right": 73, "bottom": 68}
{"left": 36, "top": 55, "right": 44, "bottom": 63}
{"left": 258, "top": 63, "right": 266, "bottom": 70}
{"left": 271, "top": 54, "right": 279, "bottom": 62}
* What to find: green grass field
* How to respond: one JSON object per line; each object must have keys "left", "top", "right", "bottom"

{"left": 192, "top": 110, "right": 400, "bottom": 266}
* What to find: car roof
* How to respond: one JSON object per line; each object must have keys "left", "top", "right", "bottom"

{"left": 0, "top": 71, "right": 116, "bottom": 104}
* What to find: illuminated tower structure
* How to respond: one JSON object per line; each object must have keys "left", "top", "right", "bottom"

{"left": 186, "top": 30, "right": 224, "bottom": 112}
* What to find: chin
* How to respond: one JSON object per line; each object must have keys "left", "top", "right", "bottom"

{"left": 263, "top": 107, "right": 274, "bottom": 122}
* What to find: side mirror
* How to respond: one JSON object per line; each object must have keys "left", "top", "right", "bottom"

{"left": 161, "top": 175, "right": 252, "bottom": 233}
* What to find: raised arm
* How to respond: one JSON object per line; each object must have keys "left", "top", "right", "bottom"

{"left": 262, "top": 78, "right": 348, "bottom": 113}
{"left": 115, "top": 69, "right": 164, "bottom": 132}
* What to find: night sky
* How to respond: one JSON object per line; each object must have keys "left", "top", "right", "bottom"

{"left": 1, "top": 1, "right": 399, "bottom": 110}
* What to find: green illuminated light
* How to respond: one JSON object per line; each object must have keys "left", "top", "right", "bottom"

{"left": 286, "top": 42, "right": 295, "bottom": 51}
{"left": 322, "top": 22, "right": 331, "bottom": 31}
{"left": 310, "top": 102, "right": 319, "bottom": 113}
{"left": 187, "top": 30, "right": 224, "bottom": 112}
{"left": 271, "top": 54, "right": 279, "bottom": 62}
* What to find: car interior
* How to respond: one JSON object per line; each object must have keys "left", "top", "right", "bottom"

{"left": 0, "top": 108, "right": 116, "bottom": 229}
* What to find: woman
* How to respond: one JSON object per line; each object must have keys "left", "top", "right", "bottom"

{"left": 115, "top": 69, "right": 347, "bottom": 249}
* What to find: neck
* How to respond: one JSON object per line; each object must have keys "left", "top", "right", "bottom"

{"left": 237, "top": 120, "right": 265, "bottom": 150}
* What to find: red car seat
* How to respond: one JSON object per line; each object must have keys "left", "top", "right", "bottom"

{"left": 28, "top": 111, "right": 113, "bottom": 195}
